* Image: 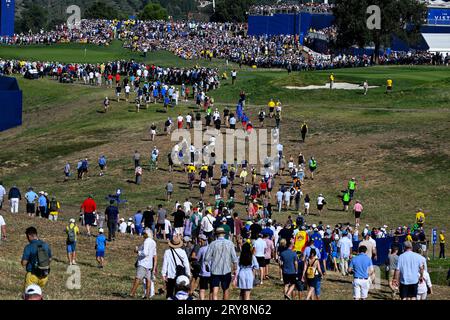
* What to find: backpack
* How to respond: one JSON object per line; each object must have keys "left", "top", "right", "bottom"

{"left": 67, "top": 225, "right": 76, "bottom": 243}
{"left": 171, "top": 249, "right": 187, "bottom": 278}
{"left": 306, "top": 259, "right": 317, "bottom": 279}
{"left": 50, "top": 200, "right": 58, "bottom": 212}
{"left": 33, "top": 241, "right": 51, "bottom": 277}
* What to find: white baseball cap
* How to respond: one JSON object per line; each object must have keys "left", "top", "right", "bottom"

{"left": 176, "top": 275, "right": 190, "bottom": 286}
{"left": 25, "top": 284, "right": 42, "bottom": 296}
{"left": 312, "top": 224, "right": 317, "bottom": 228}
{"left": 98, "top": 228, "right": 104, "bottom": 233}
{"left": 69, "top": 218, "right": 75, "bottom": 223}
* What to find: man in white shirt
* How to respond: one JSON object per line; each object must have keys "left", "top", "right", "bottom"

{"left": 0, "top": 214, "right": 6, "bottom": 241}
{"left": 276, "top": 189, "right": 284, "bottom": 212}
{"left": 254, "top": 233, "right": 267, "bottom": 284}
{"left": 338, "top": 231, "right": 353, "bottom": 276}
{"left": 183, "top": 199, "right": 193, "bottom": 215}
{"left": 130, "top": 228, "right": 157, "bottom": 299}
{"left": 200, "top": 208, "right": 216, "bottom": 239}
{"left": 0, "top": 182, "right": 6, "bottom": 210}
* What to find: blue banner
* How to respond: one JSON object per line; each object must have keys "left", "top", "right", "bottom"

{"left": 0, "top": 76, "right": 22, "bottom": 132}
{"left": 0, "top": 0, "right": 15, "bottom": 36}
{"left": 427, "top": 8, "right": 450, "bottom": 26}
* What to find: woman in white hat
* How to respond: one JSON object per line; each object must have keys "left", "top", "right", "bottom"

{"left": 161, "top": 235, "right": 191, "bottom": 299}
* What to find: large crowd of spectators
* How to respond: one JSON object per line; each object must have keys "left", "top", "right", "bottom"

{"left": 249, "top": 2, "right": 333, "bottom": 15}
{"left": 1, "top": 18, "right": 448, "bottom": 72}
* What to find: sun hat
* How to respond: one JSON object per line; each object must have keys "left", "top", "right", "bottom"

{"left": 215, "top": 227, "right": 226, "bottom": 235}
{"left": 168, "top": 236, "right": 183, "bottom": 249}
{"left": 199, "top": 234, "right": 208, "bottom": 241}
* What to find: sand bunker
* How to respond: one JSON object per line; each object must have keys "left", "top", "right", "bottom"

{"left": 286, "top": 82, "right": 379, "bottom": 90}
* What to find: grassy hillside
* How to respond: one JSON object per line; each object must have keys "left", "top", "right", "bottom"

{"left": 0, "top": 44, "right": 449, "bottom": 299}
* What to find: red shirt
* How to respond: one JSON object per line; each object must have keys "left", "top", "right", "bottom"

{"left": 259, "top": 182, "right": 267, "bottom": 191}
{"left": 81, "top": 198, "right": 97, "bottom": 213}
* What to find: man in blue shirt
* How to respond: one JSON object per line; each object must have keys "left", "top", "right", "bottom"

{"left": 22, "top": 227, "right": 52, "bottom": 288}
{"left": 348, "top": 245, "right": 374, "bottom": 300}
{"left": 38, "top": 192, "right": 47, "bottom": 218}
{"left": 280, "top": 242, "right": 298, "bottom": 300}
{"left": 134, "top": 210, "right": 144, "bottom": 235}
{"left": 220, "top": 175, "right": 229, "bottom": 198}
{"left": 98, "top": 155, "right": 107, "bottom": 176}
{"left": 25, "top": 187, "right": 38, "bottom": 217}
{"left": 96, "top": 228, "right": 107, "bottom": 268}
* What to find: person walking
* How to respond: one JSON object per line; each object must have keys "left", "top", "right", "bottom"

{"left": 254, "top": 233, "right": 267, "bottom": 285}
{"left": 204, "top": 227, "right": 238, "bottom": 300}
{"left": 166, "top": 181, "right": 174, "bottom": 201}
{"left": 0, "top": 214, "right": 6, "bottom": 241}
{"left": 302, "top": 248, "right": 324, "bottom": 300}
{"left": 25, "top": 187, "right": 38, "bottom": 217}
{"left": 439, "top": 230, "right": 445, "bottom": 259}
{"left": 38, "top": 191, "right": 47, "bottom": 218}
{"left": 80, "top": 195, "right": 97, "bottom": 236}
{"left": 0, "top": 181, "right": 6, "bottom": 210}
{"left": 135, "top": 166, "right": 143, "bottom": 185}
{"left": 66, "top": 218, "right": 79, "bottom": 265}
{"left": 130, "top": 228, "right": 158, "bottom": 299}
{"left": 308, "top": 157, "right": 317, "bottom": 180}
{"left": 348, "top": 246, "right": 375, "bottom": 300}
{"left": 300, "top": 122, "right": 308, "bottom": 143}
{"left": 388, "top": 246, "right": 400, "bottom": 299}
{"left": 417, "top": 269, "right": 432, "bottom": 300}
{"left": 393, "top": 241, "right": 426, "bottom": 300}
{"left": 196, "top": 234, "right": 212, "bottom": 300}
{"left": 64, "top": 162, "right": 71, "bottom": 182}
{"left": 338, "top": 231, "right": 353, "bottom": 276}
{"left": 21, "top": 227, "right": 52, "bottom": 289}
{"left": 279, "top": 240, "right": 297, "bottom": 300}
{"left": 95, "top": 228, "right": 107, "bottom": 268}
{"left": 133, "top": 150, "right": 141, "bottom": 168}
{"left": 8, "top": 185, "right": 21, "bottom": 214}
{"left": 105, "top": 200, "right": 119, "bottom": 241}
{"left": 161, "top": 235, "right": 191, "bottom": 298}
{"left": 316, "top": 194, "right": 326, "bottom": 216}
{"left": 233, "top": 242, "right": 259, "bottom": 300}
{"left": 348, "top": 177, "right": 357, "bottom": 199}
{"left": 48, "top": 197, "right": 61, "bottom": 221}
{"left": 353, "top": 200, "right": 363, "bottom": 227}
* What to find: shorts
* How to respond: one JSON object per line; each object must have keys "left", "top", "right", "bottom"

{"left": 353, "top": 278, "right": 370, "bottom": 299}
{"left": 26, "top": 203, "right": 35, "bottom": 214}
{"left": 399, "top": 283, "right": 418, "bottom": 299}
{"left": 387, "top": 86, "right": 392, "bottom": 91}
{"left": 25, "top": 272, "right": 48, "bottom": 289}
{"left": 150, "top": 130, "right": 156, "bottom": 135}
{"left": 317, "top": 204, "right": 324, "bottom": 211}
{"left": 199, "top": 276, "right": 211, "bottom": 290}
{"left": 96, "top": 250, "right": 105, "bottom": 258}
{"left": 343, "top": 200, "right": 350, "bottom": 206}
{"left": 84, "top": 213, "right": 95, "bottom": 226}
{"left": 283, "top": 273, "right": 297, "bottom": 285}
{"left": 304, "top": 203, "right": 310, "bottom": 210}
{"left": 211, "top": 273, "right": 232, "bottom": 290}
{"left": 307, "top": 276, "right": 321, "bottom": 296}
{"left": 67, "top": 242, "right": 77, "bottom": 253}
{"left": 256, "top": 256, "right": 266, "bottom": 268}
{"left": 99, "top": 165, "right": 105, "bottom": 170}
{"left": 221, "top": 184, "right": 228, "bottom": 190}
{"left": 260, "top": 190, "right": 266, "bottom": 196}
{"left": 265, "top": 259, "right": 271, "bottom": 266}
{"left": 136, "top": 266, "right": 152, "bottom": 280}
{"left": 355, "top": 211, "right": 361, "bottom": 219}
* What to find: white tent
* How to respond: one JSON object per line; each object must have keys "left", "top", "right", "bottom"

{"left": 422, "top": 33, "right": 450, "bottom": 52}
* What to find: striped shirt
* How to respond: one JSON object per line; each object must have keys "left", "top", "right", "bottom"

{"left": 205, "top": 237, "right": 238, "bottom": 275}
